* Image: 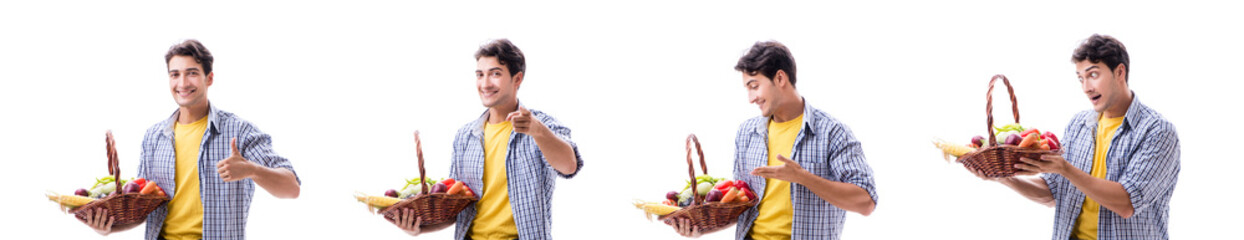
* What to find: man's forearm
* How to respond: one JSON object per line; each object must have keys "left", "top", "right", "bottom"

{"left": 998, "top": 177, "right": 1056, "bottom": 207}
{"left": 531, "top": 129, "right": 578, "bottom": 175}
{"left": 252, "top": 166, "right": 300, "bottom": 199}
{"left": 1061, "top": 169, "right": 1135, "bottom": 218}
{"left": 794, "top": 171, "right": 875, "bottom": 216}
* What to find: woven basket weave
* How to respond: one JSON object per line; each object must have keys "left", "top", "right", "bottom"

{"left": 957, "top": 75, "right": 1061, "bottom": 178}
{"left": 379, "top": 131, "right": 477, "bottom": 226}
{"left": 68, "top": 131, "right": 168, "bottom": 226}
{"left": 659, "top": 134, "right": 757, "bottom": 230}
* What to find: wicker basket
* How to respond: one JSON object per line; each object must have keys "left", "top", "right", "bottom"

{"left": 957, "top": 75, "right": 1062, "bottom": 178}
{"left": 68, "top": 131, "right": 169, "bottom": 226}
{"left": 378, "top": 131, "right": 477, "bottom": 226}
{"left": 658, "top": 134, "right": 757, "bottom": 230}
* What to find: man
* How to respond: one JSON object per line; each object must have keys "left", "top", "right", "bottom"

{"left": 971, "top": 34, "right": 1180, "bottom": 240}
{"left": 81, "top": 39, "right": 302, "bottom": 240}
{"left": 391, "top": 38, "right": 583, "bottom": 240}
{"left": 670, "top": 41, "right": 878, "bottom": 240}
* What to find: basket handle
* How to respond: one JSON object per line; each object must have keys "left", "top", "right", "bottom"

{"left": 986, "top": 74, "right": 1020, "bottom": 147}
{"left": 414, "top": 131, "right": 429, "bottom": 195}
{"left": 105, "top": 130, "right": 121, "bottom": 194}
{"left": 685, "top": 134, "right": 707, "bottom": 205}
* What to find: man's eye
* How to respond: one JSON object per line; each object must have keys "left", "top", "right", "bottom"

{"left": 1090, "top": 72, "right": 1099, "bottom": 78}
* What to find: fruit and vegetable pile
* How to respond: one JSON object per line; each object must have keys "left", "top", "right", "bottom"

{"left": 934, "top": 123, "right": 1061, "bottom": 162}
{"left": 46, "top": 176, "right": 167, "bottom": 212}
{"left": 632, "top": 175, "right": 757, "bottom": 221}
{"left": 354, "top": 177, "right": 475, "bottom": 212}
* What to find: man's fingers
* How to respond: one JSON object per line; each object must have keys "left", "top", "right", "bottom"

{"left": 1039, "top": 154, "right": 1061, "bottom": 161}
{"left": 1013, "top": 163, "right": 1039, "bottom": 172}
{"left": 777, "top": 154, "right": 796, "bottom": 164}
{"left": 518, "top": 106, "right": 530, "bottom": 115}
{"left": 104, "top": 216, "right": 114, "bottom": 231}
{"left": 506, "top": 111, "right": 522, "bottom": 122}
{"left": 230, "top": 138, "right": 241, "bottom": 156}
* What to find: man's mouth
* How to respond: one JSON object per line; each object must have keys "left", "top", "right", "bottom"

{"left": 481, "top": 90, "right": 498, "bottom": 98}
{"left": 176, "top": 89, "right": 196, "bottom": 97}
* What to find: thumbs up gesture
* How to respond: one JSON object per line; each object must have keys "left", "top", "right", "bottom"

{"left": 506, "top": 106, "right": 548, "bottom": 137}
{"left": 217, "top": 137, "right": 257, "bottom": 182}
{"left": 750, "top": 154, "right": 809, "bottom": 183}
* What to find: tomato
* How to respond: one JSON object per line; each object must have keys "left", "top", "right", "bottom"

{"left": 131, "top": 178, "right": 147, "bottom": 189}
{"left": 1020, "top": 129, "right": 1041, "bottom": 137}
{"left": 713, "top": 180, "right": 734, "bottom": 191}
{"left": 440, "top": 178, "right": 456, "bottom": 187}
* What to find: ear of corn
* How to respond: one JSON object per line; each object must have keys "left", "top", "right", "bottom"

{"left": 46, "top": 192, "right": 96, "bottom": 212}
{"left": 354, "top": 192, "right": 401, "bottom": 213}
{"left": 933, "top": 139, "right": 976, "bottom": 162}
{"left": 631, "top": 199, "right": 681, "bottom": 221}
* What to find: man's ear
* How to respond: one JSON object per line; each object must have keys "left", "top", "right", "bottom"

{"left": 1114, "top": 63, "right": 1127, "bottom": 85}
{"left": 774, "top": 70, "right": 789, "bottom": 88}
{"left": 512, "top": 71, "right": 524, "bottom": 90}
{"left": 206, "top": 72, "right": 215, "bottom": 87}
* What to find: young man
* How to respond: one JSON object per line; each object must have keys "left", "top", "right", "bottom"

{"left": 81, "top": 39, "right": 302, "bottom": 240}
{"left": 971, "top": 34, "right": 1180, "bottom": 240}
{"left": 670, "top": 41, "right": 878, "bottom": 240}
{"left": 391, "top": 39, "right": 583, "bottom": 240}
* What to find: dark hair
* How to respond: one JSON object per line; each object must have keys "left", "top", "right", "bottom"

{"left": 735, "top": 41, "right": 797, "bottom": 87}
{"left": 474, "top": 39, "right": 525, "bottom": 76}
{"left": 1072, "top": 34, "right": 1129, "bottom": 82}
{"left": 164, "top": 39, "right": 214, "bottom": 74}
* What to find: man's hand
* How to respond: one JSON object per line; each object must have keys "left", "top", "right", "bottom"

{"left": 507, "top": 106, "right": 549, "bottom": 137}
{"left": 79, "top": 208, "right": 114, "bottom": 236}
{"left": 217, "top": 138, "right": 258, "bottom": 182}
{"left": 389, "top": 208, "right": 453, "bottom": 236}
{"left": 750, "top": 154, "right": 809, "bottom": 183}
{"left": 1015, "top": 153, "right": 1072, "bottom": 175}
{"left": 666, "top": 218, "right": 703, "bottom": 238}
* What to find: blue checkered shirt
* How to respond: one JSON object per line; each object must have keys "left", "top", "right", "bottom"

{"left": 1040, "top": 95, "right": 1180, "bottom": 240}
{"left": 137, "top": 104, "right": 300, "bottom": 240}
{"left": 449, "top": 103, "right": 583, "bottom": 240}
{"left": 732, "top": 101, "right": 878, "bottom": 240}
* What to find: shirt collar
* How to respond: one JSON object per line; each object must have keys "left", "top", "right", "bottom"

{"left": 1082, "top": 92, "right": 1144, "bottom": 131}
{"left": 751, "top": 97, "right": 816, "bottom": 136}
{"left": 468, "top": 100, "right": 526, "bottom": 138}
{"left": 161, "top": 103, "right": 222, "bottom": 137}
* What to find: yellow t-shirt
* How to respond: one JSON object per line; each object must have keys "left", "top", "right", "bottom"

{"left": 750, "top": 114, "right": 803, "bottom": 240}
{"left": 163, "top": 116, "right": 207, "bottom": 240}
{"left": 1071, "top": 115, "right": 1125, "bottom": 240}
{"left": 471, "top": 121, "right": 519, "bottom": 240}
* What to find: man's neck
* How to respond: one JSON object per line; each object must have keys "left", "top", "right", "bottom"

{"left": 1102, "top": 91, "right": 1133, "bottom": 119}
{"left": 487, "top": 101, "right": 518, "bottom": 124}
{"left": 178, "top": 102, "right": 210, "bottom": 125}
{"left": 772, "top": 95, "right": 804, "bottom": 123}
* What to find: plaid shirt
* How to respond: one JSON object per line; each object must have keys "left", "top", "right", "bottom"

{"left": 449, "top": 103, "right": 584, "bottom": 240}
{"left": 732, "top": 100, "right": 878, "bottom": 240}
{"left": 137, "top": 104, "right": 300, "bottom": 240}
{"left": 1041, "top": 95, "right": 1180, "bottom": 240}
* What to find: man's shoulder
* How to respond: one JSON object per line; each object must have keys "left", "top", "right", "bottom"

{"left": 212, "top": 108, "right": 261, "bottom": 133}
{"left": 1129, "top": 101, "right": 1176, "bottom": 134}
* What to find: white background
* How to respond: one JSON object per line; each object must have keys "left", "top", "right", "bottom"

{"left": 2, "top": 1, "right": 1239, "bottom": 239}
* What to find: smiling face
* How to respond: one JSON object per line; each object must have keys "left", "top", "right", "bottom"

{"left": 1076, "top": 60, "right": 1128, "bottom": 115}
{"left": 476, "top": 56, "right": 522, "bottom": 109}
{"left": 743, "top": 71, "right": 784, "bottom": 117}
{"left": 168, "top": 55, "right": 212, "bottom": 109}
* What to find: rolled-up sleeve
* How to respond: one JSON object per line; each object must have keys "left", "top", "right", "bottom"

{"left": 240, "top": 125, "right": 300, "bottom": 185}
{"left": 828, "top": 124, "right": 878, "bottom": 204}
{"left": 539, "top": 114, "right": 583, "bottom": 179}
{"left": 1118, "top": 123, "right": 1180, "bottom": 215}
